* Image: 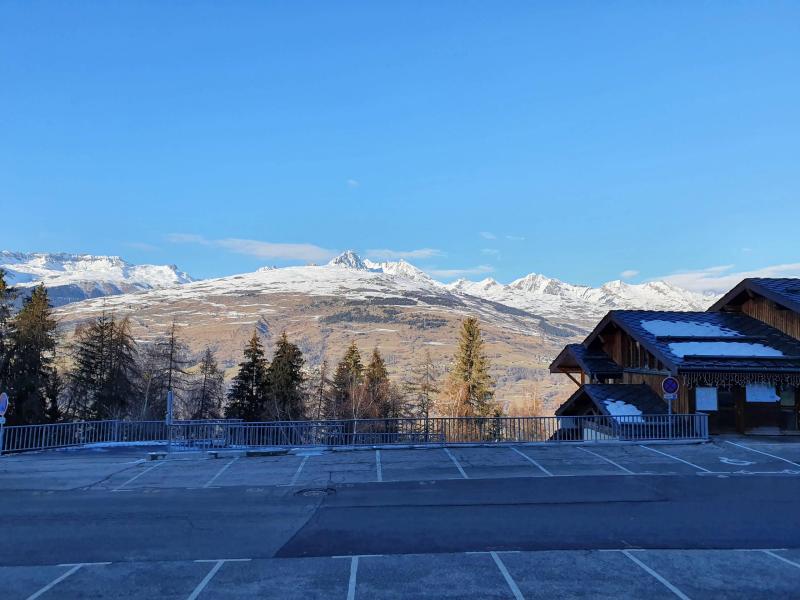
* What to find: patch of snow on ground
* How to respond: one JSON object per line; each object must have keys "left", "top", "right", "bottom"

{"left": 641, "top": 320, "right": 741, "bottom": 337}
{"left": 603, "top": 399, "right": 644, "bottom": 423}
{"left": 668, "top": 342, "right": 784, "bottom": 357}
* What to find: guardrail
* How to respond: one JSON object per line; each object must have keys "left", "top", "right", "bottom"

{"left": 1, "top": 414, "right": 708, "bottom": 454}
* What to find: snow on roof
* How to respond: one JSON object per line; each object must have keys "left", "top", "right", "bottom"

{"left": 668, "top": 341, "right": 784, "bottom": 358}
{"left": 641, "top": 319, "right": 741, "bottom": 337}
{"left": 603, "top": 399, "right": 644, "bottom": 423}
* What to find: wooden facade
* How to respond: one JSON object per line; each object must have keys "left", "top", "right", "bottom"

{"left": 734, "top": 296, "right": 800, "bottom": 341}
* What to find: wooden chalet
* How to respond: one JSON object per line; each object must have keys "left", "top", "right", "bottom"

{"left": 710, "top": 278, "right": 800, "bottom": 341}
{"left": 551, "top": 297, "right": 800, "bottom": 434}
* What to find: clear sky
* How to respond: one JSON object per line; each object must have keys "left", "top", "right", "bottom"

{"left": 1, "top": 2, "right": 799, "bottom": 292}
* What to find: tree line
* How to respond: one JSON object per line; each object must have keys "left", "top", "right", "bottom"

{"left": 0, "top": 269, "right": 499, "bottom": 426}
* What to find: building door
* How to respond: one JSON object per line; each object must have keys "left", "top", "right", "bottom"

{"left": 780, "top": 387, "right": 799, "bottom": 432}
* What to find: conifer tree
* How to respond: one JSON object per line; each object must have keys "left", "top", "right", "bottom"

{"left": 0, "top": 269, "right": 17, "bottom": 394}
{"left": 6, "top": 285, "right": 57, "bottom": 425}
{"left": 365, "top": 347, "right": 390, "bottom": 417}
{"left": 138, "top": 322, "right": 190, "bottom": 420}
{"left": 184, "top": 347, "right": 224, "bottom": 420}
{"left": 308, "top": 360, "right": 331, "bottom": 420}
{"left": 67, "top": 313, "right": 139, "bottom": 420}
{"left": 332, "top": 341, "right": 365, "bottom": 419}
{"left": 405, "top": 349, "right": 440, "bottom": 420}
{"left": 266, "top": 331, "right": 306, "bottom": 421}
{"left": 443, "top": 317, "right": 495, "bottom": 417}
{"left": 225, "top": 331, "right": 269, "bottom": 421}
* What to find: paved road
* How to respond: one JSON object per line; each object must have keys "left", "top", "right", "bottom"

{"left": 3, "top": 439, "right": 800, "bottom": 598}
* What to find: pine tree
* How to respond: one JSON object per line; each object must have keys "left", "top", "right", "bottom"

{"left": 67, "top": 313, "right": 139, "bottom": 420}
{"left": 184, "top": 347, "right": 225, "bottom": 420}
{"left": 0, "top": 268, "right": 18, "bottom": 395}
{"left": 365, "top": 347, "right": 390, "bottom": 418}
{"left": 332, "top": 341, "right": 365, "bottom": 419}
{"left": 266, "top": 331, "right": 306, "bottom": 421}
{"left": 6, "top": 285, "right": 57, "bottom": 425}
{"left": 443, "top": 317, "right": 495, "bottom": 417}
{"left": 405, "top": 349, "right": 440, "bottom": 420}
{"left": 225, "top": 331, "right": 270, "bottom": 421}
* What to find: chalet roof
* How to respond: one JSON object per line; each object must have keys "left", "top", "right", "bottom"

{"left": 548, "top": 344, "right": 623, "bottom": 378}
{"left": 709, "top": 277, "right": 800, "bottom": 314}
{"left": 555, "top": 384, "right": 666, "bottom": 417}
{"left": 584, "top": 310, "right": 800, "bottom": 375}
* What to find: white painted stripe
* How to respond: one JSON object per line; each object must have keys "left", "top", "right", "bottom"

{"left": 578, "top": 447, "right": 635, "bottom": 474}
{"left": 194, "top": 558, "right": 251, "bottom": 563}
{"left": 444, "top": 448, "right": 469, "bottom": 479}
{"left": 204, "top": 457, "right": 239, "bottom": 488}
{"left": 58, "top": 562, "right": 112, "bottom": 566}
{"left": 725, "top": 440, "right": 800, "bottom": 468}
{"left": 347, "top": 556, "right": 359, "bottom": 600}
{"left": 187, "top": 560, "right": 224, "bottom": 600}
{"left": 490, "top": 551, "right": 525, "bottom": 600}
{"left": 622, "top": 550, "right": 691, "bottom": 600}
{"left": 26, "top": 564, "right": 83, "bottom": 600}
{"left": 511, "top": 447, "right": 553, "bottom": 476}
{"left": 762, "top": 550, "right": 800, "bottom": 570}
{"left": 375, "top": 450, "right": 383, "bottom": 482}
{"left": 289, "top": 455, "right": 310, "bottom": 486}
{"left": 113, "top": 460, "right": 165, "bottom": 491}
{"left": 639, "top": 445, "right": 710, "bottom": 473}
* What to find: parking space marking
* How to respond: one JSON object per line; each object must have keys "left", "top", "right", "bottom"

{"left": 288, "top": 455, "right": 310, "bottom": 486}
{"left": 375, "top": 450, "right": 383, "bottom": 482}
{"left": 26, "top": 564, "right": 85, "bottom": 600}
{"left": 444, "top": 448, "right": 469, "bottom": 479}
{"left": 639, "top": 445, "right": 710, "bottom": 473}
{"left": 762, "top": 550, "right": 800, "bottom": 570}
{"left": 725, "top": 440, "right": 800, "bottom": 468}
{"left": 577, "top": 447, "right": 635, "bottom": 474}
{"left": 188, "top": 559, "right": 251, "bottom": 600}
{"left": 621, "top": 550, "right": 691, "bottom": 600}
{"left": 347, "top": 556, "right": 359, "bottom": 600}
{"left": 510, "top": 447, "right": 553, "bottom": 476}
{"left": 490, "top": 551, "right": 525, "bottom": 600}
{"left": 203, "top": 457, "right": 239, "bottom": 488}
{"left": 112, "top": 460, "right": 165, "bottom": 491}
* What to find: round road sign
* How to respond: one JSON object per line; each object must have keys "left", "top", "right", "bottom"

{"left": 662, "top": 377, "right": 679, "bottom": 395}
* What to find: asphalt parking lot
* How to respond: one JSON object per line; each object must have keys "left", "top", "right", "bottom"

{"left": 2, "top": 438, "right": 800, "bottom": 599}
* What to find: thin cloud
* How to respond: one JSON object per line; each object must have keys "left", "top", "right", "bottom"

{"left": 620, "top": 269, "right": 639, "bottom": 279}
{"left": 167, "top": 233, "right": 336, "bottom": 262}
{"left": 347, "top": 179, "right": 360, "bottom": 188}
{"left": 367, "top": 248, "right": 443, "bottom": 260}
{"left": 505, "top": 235, "right": 525, "bottom": 241}
{"left": 479, "top": 231, "right": 496, "bottom": 240}
{"left": 655, "top": 263, "right": 800, "bottom": 294}
{"left": 426, "top": 265, "right": 494, "bottom": 278}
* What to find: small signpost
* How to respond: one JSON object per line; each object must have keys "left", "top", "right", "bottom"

{"left": 662, "top": 377, "right": 679, "bottom": 438}
{"left": 0, "top": 392, "right": 9, "bottom": 456}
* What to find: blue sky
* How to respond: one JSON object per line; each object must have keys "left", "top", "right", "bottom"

{"left": 1, "top": 2, "right": 799, "bottom": 292}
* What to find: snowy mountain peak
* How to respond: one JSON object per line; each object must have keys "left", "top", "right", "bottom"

{"left": 328, "top": 250, "right": 369, "bottom": 270}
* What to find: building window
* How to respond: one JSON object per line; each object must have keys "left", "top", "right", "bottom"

{"left": 746, "top": 383, "right": 780, "bottom": 403}
{"left": 696, "top": 387, "right": 718, "bottom": 411}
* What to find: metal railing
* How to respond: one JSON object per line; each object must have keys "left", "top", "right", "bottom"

{"left": 1, "top": 414, "right": 708, "bottom": 454}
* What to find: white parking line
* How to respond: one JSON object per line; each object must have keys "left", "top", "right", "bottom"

{"left": 444, "top": 448, "right": 469, "bottom": 479}
{"left": 375, "top": 450, "right": 383, "bottom": 482}
{"left": 188, "top": 559, "right": 251, "bottom": 600}
{"left": 289, "top": 455, "right": 310, "bottom": 486}
{"left": 26, "top": 563, "right": 109, "bottom": 600}
{"left": 577, "top": 447, "right": 635, "bottom": 475}
{"left": 112, "top": 460, "right": 166, "bottom": 491}
{"left": 725, "top": 440, "right": 800, "bottom": 468}
{"left": 490, "top": 551, "right": 525, "bottom": 600}
{"left": 204, "top": 457, "right": 239, "bottom": 488}
{"left": 639, "top": 445, "right": 710, "bottom": 473}
{"left": 621, "top": 550, "right": 691, "bottom": 600}
{"left": 761, "top": 550, "right": 800, "bottom": 570}
{"left": 347, "top": 556, "right": 359, "bottom": 600}
{"left": 511, "top": 447, "right": 553, "bottom": 476}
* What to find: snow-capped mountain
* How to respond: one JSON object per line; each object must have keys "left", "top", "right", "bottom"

{"left": 447, "top": 271, "right": 716, "bottom": 321}
{"left": 0, "top": 251, "right": 193, "bottom": 306}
